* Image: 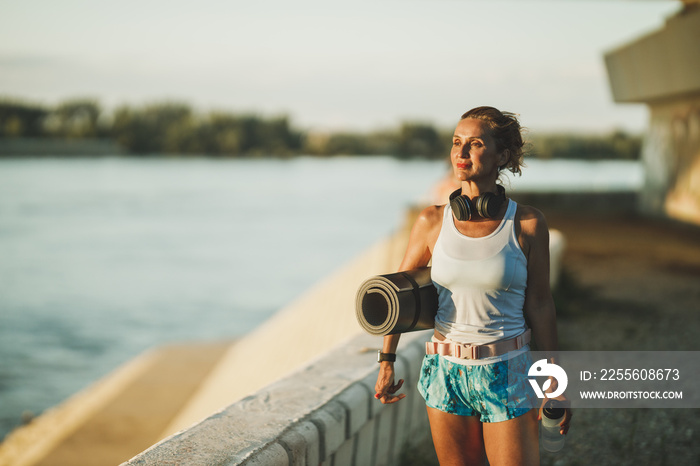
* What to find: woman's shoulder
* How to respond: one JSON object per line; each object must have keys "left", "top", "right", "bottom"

{"left": 408, "top": 204, "right": 445, "bottom": 238}
{"left": 513, "top": 202, "right": 549, "bottom": 238}
{"left": 417, "top": 204, "right": 446, "bottom": 227}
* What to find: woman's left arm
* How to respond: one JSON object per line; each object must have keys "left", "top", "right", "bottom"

{"left": 519, "top": 206, "right": 558, "bottom": 355}
{"left": 518, "top": 205, "right": 572, "bottom": 435}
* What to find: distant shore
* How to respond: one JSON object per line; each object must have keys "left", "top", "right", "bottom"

{"left": 1, "top": 98, "right": 642, "bottom": 159}
{"left": 0, "top": 138, "right": 123, "bottom": 156}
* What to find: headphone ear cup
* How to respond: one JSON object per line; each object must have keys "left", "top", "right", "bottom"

{"left": 476, "top": 192, "right": 496, "bottom": 218}
{"left": 450, "top": 195, "right": 473, "bottom": 221}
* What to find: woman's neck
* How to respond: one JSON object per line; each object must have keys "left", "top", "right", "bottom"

{"left": 460, "top": 180, "right": 499, "bottom": 199}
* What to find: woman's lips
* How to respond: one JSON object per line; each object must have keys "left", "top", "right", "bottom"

{"left": 456, "top": 162, "right": 470, "bottom": 169}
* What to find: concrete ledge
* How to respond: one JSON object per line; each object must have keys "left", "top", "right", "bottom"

{"left": 279, "top": 422, "right": 319, "bottom": 466}
{"left": 122, "top": 331, "right": 432, "bottom": 466}
{"left": 163, "top": 230, "right": 410, "bottom": 435}
{"left": 604, "top": 6, "right": 700, "bottom": 103}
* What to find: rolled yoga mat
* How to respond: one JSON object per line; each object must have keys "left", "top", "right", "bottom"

{"left": 355, "top": 266, "right": 438, "bottom": 336}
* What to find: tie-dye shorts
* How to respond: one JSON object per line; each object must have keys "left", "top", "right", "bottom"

{"left": 417, "top": 351, "right": 534, "bottom": 423}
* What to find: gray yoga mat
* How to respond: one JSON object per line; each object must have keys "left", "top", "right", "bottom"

{"left": 355, "top": 266, "right": 438, "bottom": 336}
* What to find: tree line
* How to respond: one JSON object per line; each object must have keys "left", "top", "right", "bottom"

{"left": 0, "top": 97, "right": 641, "bottom": 160}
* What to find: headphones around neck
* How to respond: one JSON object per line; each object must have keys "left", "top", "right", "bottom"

{"left": 449, "top": 185, "right": 507, "bottom": 221}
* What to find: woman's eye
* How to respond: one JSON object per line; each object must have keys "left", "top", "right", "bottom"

{"left": 453, "top": 140, "right": 461, "bottom": 146}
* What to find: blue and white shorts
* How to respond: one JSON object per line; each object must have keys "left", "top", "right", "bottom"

{"left": 417, "top": 351, "right": 534, "bottom": 423}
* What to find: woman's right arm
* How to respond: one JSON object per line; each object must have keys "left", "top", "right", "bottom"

{"left": 374, "top": 205, "right": 442, "bottom": 404}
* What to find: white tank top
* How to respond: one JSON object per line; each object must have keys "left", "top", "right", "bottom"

{"left": 431, "top": 199, "right": 528, "bottom": 365}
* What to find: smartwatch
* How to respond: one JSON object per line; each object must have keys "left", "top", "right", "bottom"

{"left": 377, "top": 351, "right": 396, "bottom": 363}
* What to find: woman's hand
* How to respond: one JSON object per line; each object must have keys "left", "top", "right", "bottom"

{"left": 537, "top": 373, "right": 573, "bottom": 435}
{"left": 374, "top": 362, "right": 406, "bottom": 404}
{"left": 371, "top": 205, "right": 441, "bottom": 405}
{"left": 537, "top": 394, "right": 573, "bottom": 435}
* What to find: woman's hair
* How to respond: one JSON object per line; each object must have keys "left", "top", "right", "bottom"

{"left": 461, "top": 106, "right": 525, "bottom": 177}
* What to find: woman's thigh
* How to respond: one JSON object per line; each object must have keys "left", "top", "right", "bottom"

{"left": 482, "top": 409, "right": 539, "bottom": 466}
{"left": 427, "top": 406, "right": 485, "bottom": 466}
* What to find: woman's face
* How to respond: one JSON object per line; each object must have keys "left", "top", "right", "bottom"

{"left": 450, "top": 118, "right": 506, "bottom": 183}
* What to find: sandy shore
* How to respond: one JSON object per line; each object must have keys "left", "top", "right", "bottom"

{"left": 404, "top": 210, "right": 700, "bottom": 466}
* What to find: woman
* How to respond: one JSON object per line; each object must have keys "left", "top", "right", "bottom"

{"left": 374, "top": 107, "right": 572, "bottom": 465}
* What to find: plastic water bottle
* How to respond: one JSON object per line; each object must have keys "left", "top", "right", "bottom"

{"left": 541, "top": 400, "right": 566, "bottom": 452}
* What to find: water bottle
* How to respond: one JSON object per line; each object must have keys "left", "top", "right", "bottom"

{"left": 540, "top": 400, "right": 566, "bottom": 452}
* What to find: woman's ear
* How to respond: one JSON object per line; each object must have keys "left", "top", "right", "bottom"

{"left": 498, "top": 149, "right": 510, "bottom": 169}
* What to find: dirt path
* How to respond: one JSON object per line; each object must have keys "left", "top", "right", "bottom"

{"left": 549, "top": 212, "right": 700, "bottom": 352}
{"left": 542, "top": 212, "right": 700, "bottom": 466}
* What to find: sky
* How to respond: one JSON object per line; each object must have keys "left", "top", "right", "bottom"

{"left": 0, "top": 0, "right": 682, "bottom": 133}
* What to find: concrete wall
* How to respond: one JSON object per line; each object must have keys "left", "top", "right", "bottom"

{"left": 604, "top": 5, "right": 700, "bottom": 104}
{"left": 122, "top": 331, "right": 432, "bottom": 466}
{"left": 604, "top": 5, "right": 700, "bottom": 225}
{"left": 159, "top": 227, "right": 412, "bottom": 437}
{"left": 640, "top": 95, "right": 700, "bottom": 224}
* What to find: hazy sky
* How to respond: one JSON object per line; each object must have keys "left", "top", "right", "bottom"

{"left": 0, "top": 0, "right": 681, "bottom": 132}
